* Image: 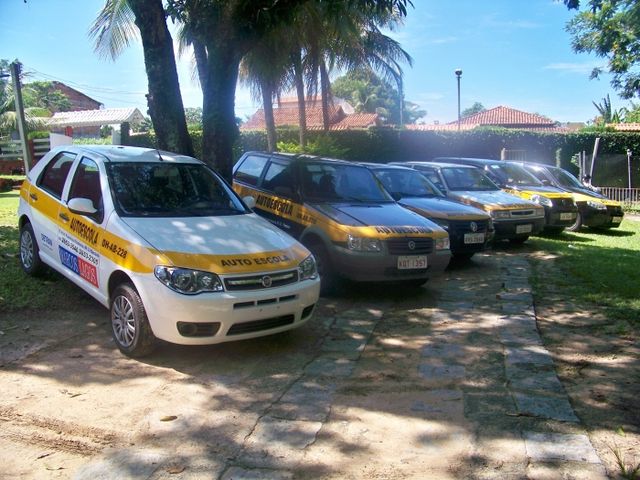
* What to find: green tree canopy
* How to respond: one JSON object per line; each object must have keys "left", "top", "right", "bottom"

{"left": 332, "top": 68, "right": 425, "bottom": 124}
{"left": 565, "top": 0, "right": 640, "bottom": 99}
{"left": 462, "top": 102, "right": 486, "bottom": 118}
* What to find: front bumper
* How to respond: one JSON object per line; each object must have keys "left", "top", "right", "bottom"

{"left": 581, "top": 204, "right": 624, "bottom": 228}
{"left": 133, "top": 273, "right": 321, "bottom": 345}
{"left": 544, "top": 205, "right": 578, "bottom": 229}
{"left": 493, "top": 217, "right": 546, "bottom": 241}
{"left": 330, "top": 244, "right": 451, "bottom": 283}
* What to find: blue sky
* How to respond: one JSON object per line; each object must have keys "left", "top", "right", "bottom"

{"left": 0, "top": 0, "right": 627, "bottom": 124}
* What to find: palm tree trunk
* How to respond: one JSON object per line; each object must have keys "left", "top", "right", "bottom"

{"left": 320, "top": 60, "right": 332, "bottom": 132}
{"left": 128, "top": 0, "right": 193, "bottom": 157}
{"left": 261, "top": 80, "right": 277, "bottom": 152}
{"left": 291, "top": 50, "right": 307, "bottom": 148}
{"left": 200, "top": 38, "right": 242, "bottom": 183}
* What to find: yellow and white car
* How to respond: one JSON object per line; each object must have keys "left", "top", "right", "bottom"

{"left": 18, "top": 145, "right": 320, "bottom": 357}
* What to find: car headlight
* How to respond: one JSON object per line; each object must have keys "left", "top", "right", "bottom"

{"left": 587, "top": 200, "right": 607, "bottom": 210}
{"left": 347, "top": 235, "right": 382, "bottom": 252}
{"left": 433, "top": 218, "right": 450, "bottom": 230}
{"left": 298, "top": 255, "right": 318, "bottom": 280}
{"left": 154, "top": 266, "right": 224, "bottom": 294}
{"left": 491, "top": 210, "right": 511, "bottom": 219}
{"left": 531, "top": 195, "right": 553, "bottom": 207}
{"left": 435, "top": 236, "right": 450, "bottom": 250}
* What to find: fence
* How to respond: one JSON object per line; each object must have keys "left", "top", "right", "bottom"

{"left": 0, "top": 138, "right": 51, "bottom": 174}
{"left": 597, "top": 187, "right": 640, "bottom": 209}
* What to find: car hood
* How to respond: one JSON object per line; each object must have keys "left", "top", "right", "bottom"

{"left": 447, "top": 190, "right": 538, "bottom": 210}
{"left": 311, "top": 202, "right": 441, "bottom": 231}
{"left": 399, "top": 196, "right": 489, "bottom": 220}
{"left": 505, "top": 185, "right": 573, "bottom": 199}
{"left": 120, "top": 213, "right": 309, "bottom": 274}
{"left": 564, "top": 187, "right": 620, "bottom": 205}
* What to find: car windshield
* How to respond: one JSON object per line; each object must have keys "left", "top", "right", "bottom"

{"left": 548, "top": 167, "right": 584, "bottom": 189}
{"left": 373, "top": 168, "right": 443, "bottom": 198}
{"left": 107, "top": 162, "right": 248, "bottom": 217}
{"left": 488, "top": 163, "right": 543, "bottom": 187}
{"left": 441, "top": 167, "right": 499, "bottom": 191}
{"left": 301, "top": 162, "right": 393, "bottom": 203}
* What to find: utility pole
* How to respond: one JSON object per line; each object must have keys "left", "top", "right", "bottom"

{"left": 10, "top": 62, "right": 33, "bottom": 173}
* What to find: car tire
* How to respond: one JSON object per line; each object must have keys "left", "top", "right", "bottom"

{"left": 110, "top": 283, "right": 156, "bottom": 357}
{"left": 509, "top": 235, "right": 529, "bottom": 245}
{"left": 566, "top": 212, "right": 582, "bottom": 232}
{"left": 306, "top": 241, "right": 339, "bottom": 296}
{"left": 19, "top": 222, "right": 45, "bottom": 276}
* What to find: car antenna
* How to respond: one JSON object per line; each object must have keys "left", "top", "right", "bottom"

{"left": 156, "top": 149, "right": 165, "bottom": 162}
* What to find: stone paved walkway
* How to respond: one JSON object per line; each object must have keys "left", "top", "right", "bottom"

{"left": 8, "top": 251, "right": 609, "bottom": 479}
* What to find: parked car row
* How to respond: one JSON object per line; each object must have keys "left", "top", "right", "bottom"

{"left": 17, "top": 146, "right": 624, "bottom": 357}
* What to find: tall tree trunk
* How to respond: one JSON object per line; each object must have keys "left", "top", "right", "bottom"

{"left": 291, "top": 50, "right": 307, "bottom": 148}
{"left": 200, "top": 38, "right": 242, "bottom": 183}
{"left": 128, "top": 0, "right": 193, "bottom": 157}
{"left": 261, "top": 80, "right": 277, "bottom": 152}
{"left": 192, "top": 39, "right": 209, "bottom": 92}
{"left": 320, "top": 60, "right": 332, "bottom": 132}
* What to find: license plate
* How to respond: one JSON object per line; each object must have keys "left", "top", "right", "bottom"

{"left": 612, "top": 216, "right": 623, "bottom": 223}
{"left": 516, "top": 224, "right": 532, "bottom": 234}
{"left": 560, "top": 212, "right": 575, "bottom": 221}
{"left": 397, "top": 255, "right": 428, "bottom": 270}
{"left": 464, "top": 232, "right": 485, "bottom": 244}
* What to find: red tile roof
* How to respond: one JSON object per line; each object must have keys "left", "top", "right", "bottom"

{"left": 451, "top": 105, "right": 556, "bottom": 127}
{"left": 242, "top": 102, "right": 379, "bottom": 131}
{"left": 609, "top": 122, "right": 640, "bottom": 131}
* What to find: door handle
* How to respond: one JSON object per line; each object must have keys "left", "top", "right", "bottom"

{"left": 59, "top": 212, "right": 70, "bottom": 222}
{"left": 29, "top": 193, "right": 38, "bottom": 201}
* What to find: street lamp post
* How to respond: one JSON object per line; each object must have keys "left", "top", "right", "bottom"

{"left": 455, "top": 69, "right": 462, "bottom": 131}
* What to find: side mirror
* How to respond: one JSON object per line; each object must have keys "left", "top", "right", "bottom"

{"left": 390, "top": 191, "right": 402, "bottom": 201}
{"left": 242, "top": 195, "right": 256, "bottom": 209}
{"left": 68, "top": 197, "right": 97, "bottom": 215}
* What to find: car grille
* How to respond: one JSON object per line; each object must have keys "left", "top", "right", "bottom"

{"left": 554, "top": 197, "right": 575, "bottom": 208}
{"left": 510, "top": 209, "right": 537, "bottom": 217}
{"left": 386, "top": 237, "right": 433, "bottom": 255}
{"left": 449, "top": 219, "right": 490, "bottom": 234}
{"left": 607, "top": 205, "right": 623, "bottom": 215}
{"left": 227, "top": 315, "right": 295, "bottom": 336}
{"left": 224, "top": 269, "right": 299, "bottom": 291}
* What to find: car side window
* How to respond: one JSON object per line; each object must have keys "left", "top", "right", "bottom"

{"left": 235, "top": 155, "right": 268, "bottom": 186}
{"left": 262, "top": 161, "right": 295, "bottom": 197}
{"left": 38, "top": 152, "right": 77, "bottom": 199}
{"left": 420, "top": 168, "right": 446, "bottom": 192}
{"left": 68, "top": 157, "right": 104, "bottom": 223}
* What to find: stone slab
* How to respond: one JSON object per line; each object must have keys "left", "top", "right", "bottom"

{"left": 523, "top": 432, "right": 602, "bottom": 463}
{"left": 513, "top": 393, "right": 579, "bottom": 422}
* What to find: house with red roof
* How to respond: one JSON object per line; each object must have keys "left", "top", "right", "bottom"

{"left": 407, "top": 106, "right": 568, "bottom": 132}
{"left": 241, "top": 96, "right": 380, "bottom": 131}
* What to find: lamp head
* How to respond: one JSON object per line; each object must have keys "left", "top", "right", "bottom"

{"left": 454, "top": 69, "right": 463, "bottom": 77}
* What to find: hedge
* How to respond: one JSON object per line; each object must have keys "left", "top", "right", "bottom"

{"left": 126, "top": 127, "right": 640, "bottom": 179}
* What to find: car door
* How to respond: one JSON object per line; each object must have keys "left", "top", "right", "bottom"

{"left": 29, "top": 151, "right": 78, "bottom": 268}
{"left": 55, "top": 155, "right": 107, "bottom": 301}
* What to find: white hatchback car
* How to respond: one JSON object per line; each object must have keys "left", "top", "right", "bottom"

{"left": 18, "top": 145, "right": 320, "bottom": 356}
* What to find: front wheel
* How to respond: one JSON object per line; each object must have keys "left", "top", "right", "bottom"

{"left": 566, "top": 212, "right": 583, "bottom": 232}
{"left": 306, "top": 241, "right": 339, "bottom": 296}
{"left": 110, "top": 283, "right": 156, "bottom": 357}
{"left": 19, "top": 222, "right": 44, "bottom": 276}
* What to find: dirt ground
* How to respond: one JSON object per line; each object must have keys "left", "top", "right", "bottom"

{"left": 0, "top": 248, "right": 638, "bottom": 479}
{"left": 531, "top": 254, "right": 640, "bottom": 478}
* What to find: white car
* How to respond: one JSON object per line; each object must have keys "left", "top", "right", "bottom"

{"left": 18, "top": 145, "right": 320, "bottom": 357}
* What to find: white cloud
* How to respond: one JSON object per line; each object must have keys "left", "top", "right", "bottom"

{"left": 543, "top": 62, "right": 603, "bottom": 74}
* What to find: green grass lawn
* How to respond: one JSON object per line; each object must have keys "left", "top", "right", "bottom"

{"left": 527, "top": 219, "right": 640, "bottom": 336}
{"left": 0, "top": 189, "right": 89, "bottom": 311}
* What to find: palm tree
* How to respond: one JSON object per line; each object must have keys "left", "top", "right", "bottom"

{"left": 89, "top": 0, "right": 193, "bottom": 156}
{"left": 592, "top": 94, "right": 624, "bottom": 124}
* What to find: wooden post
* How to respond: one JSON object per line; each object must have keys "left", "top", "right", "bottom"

{"left": 10, "top": 62, "right": 33, "bottom": 173}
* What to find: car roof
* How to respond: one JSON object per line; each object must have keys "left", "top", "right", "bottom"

{"left": 433, "top": 157, "right": 503, "bottom": 166}
{"left": 53, "top": 145, "right": 202, "bottom": 164}
{"left": 398, "top": 161, "right": 479, "bottom": 170}
{"left": 244, "top": 150, "right": 365, "bottom": 168}
{"left": 360, "top": 162, "right": 414, "bottom": 171}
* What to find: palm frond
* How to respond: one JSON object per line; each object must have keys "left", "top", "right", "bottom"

{"left": 88, "top": 0, "right": 139, "bottom": 61}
